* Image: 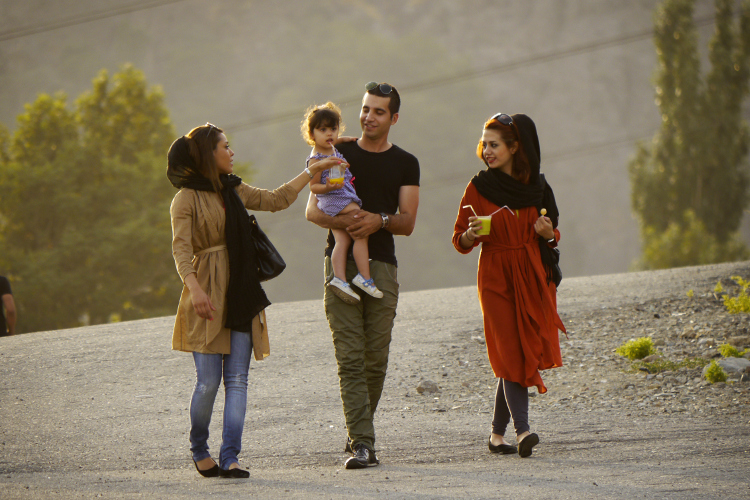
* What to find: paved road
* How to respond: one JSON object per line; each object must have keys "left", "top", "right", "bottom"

{"left": 1, "top": 262, "right": 749, "bottom": 499}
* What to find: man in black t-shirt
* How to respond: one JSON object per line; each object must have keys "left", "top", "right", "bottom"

{"left": 306, "top": 82, "right": 419, "bottom": 469}
{"left": 0, "top": 275, "right": 16, "bottom": 336}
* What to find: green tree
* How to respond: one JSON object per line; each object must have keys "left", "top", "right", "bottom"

{"left": 0, "top": 65, "right": 180, "bottom": 332}
{"left": 629, "top": 0, "right": 750, "bottom": 269}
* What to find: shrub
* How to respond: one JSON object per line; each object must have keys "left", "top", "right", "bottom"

{"left": 704, "top": 360, "right": 728, "bottom": 384}
{"left": 632, "top": 357, "right": 708, "bottom": 374}
{"left": 686, "top": 289, "right": 694, "bottom": 298}
{"left": 616, "top": 337, "right": 657, "bottom": 360}
{"left": 714, "top": 281, "right": 724, "bottom": 293}
{"left": 723, "top": 276, "right": 750, "bottom": 313}
{"left": 634, "top": 211, "right": 750, "bottom": 271}
{"left": 719, "top": 344, "right": 741, "bottom": 358}
{"left": 718, "top": 343, "right": 750, "bottom": 358}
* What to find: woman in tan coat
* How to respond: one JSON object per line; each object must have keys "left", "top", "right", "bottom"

{"left": 167, "top": 123, "right": 341, "bottom": 478}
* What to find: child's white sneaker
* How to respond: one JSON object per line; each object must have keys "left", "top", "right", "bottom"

{"left": 352, "top": 274, "right": 383, "bottom": 298}
{"left": 328, "top": 277, "right": 360, "bottom": 304}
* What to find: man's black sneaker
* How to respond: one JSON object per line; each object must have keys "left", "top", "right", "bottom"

{"left": 344, "top": 444, "right": 379, "bottom": 469}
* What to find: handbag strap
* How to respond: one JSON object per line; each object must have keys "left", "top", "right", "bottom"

{"left": 194, "top": 244, "right": 227, "bottom": 257}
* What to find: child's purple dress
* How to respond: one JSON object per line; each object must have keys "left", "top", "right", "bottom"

{"left": 307, "top": 148, "right": 362, "bottom": 216}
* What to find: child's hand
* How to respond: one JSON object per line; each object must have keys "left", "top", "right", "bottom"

{"left": 326, "top": 179, "right": 345, "bottom": 191}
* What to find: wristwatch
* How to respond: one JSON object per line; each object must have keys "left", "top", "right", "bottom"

{"left": 380, "top": 212, "right": 390, "bottom": 229}
{"left": 304, "top": 167, "right": 313, "bottom": 179}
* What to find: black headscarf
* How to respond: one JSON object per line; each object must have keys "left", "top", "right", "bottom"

{"left": 167, "top": 136, "right": 270, "bottom": 333}
{"left": 470, "top": 114, "right": 560, "bottom": 281}
{"left": 471, "top": 114, "right": 558, "bottom": 222}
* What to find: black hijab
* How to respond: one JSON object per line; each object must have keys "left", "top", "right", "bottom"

{"left": 470, "top": 113, "right": 559, "bottom": 227}
{"left": 167, "top": 136, "right": 270, "bottom": 333}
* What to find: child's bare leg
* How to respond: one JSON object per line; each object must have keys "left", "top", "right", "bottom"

{"left": 337, "top": 202, "right": 361, "bottom": 218}
{"left": 331, "top": 229, "right": 352, "bottom": 280}
{"left": 330, "top": 203, "right": 363, "bottom": 280}
{"left": 352, "top": 237, "right": 371, "bottom": 280}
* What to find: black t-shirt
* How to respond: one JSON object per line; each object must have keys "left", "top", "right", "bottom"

{"left": 325, "top": 141, "right": 420, "bottom": 266}
{"left": 0, "top": 276, "right": 11, "bottom": 335}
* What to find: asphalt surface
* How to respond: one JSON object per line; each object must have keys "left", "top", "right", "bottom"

{"left": 1, "top": 261, "right": 749, "bottom": 499}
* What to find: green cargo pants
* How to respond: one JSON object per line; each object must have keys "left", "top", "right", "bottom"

{"left": 323, "top": 256, "right": 399, "bottom": 451}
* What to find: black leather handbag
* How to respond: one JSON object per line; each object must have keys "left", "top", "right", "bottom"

{"left": 249, "top": 215, "right": 286, "bottom": 281}
{"left": 539, "top": 242, "right": 562, "bottom": 287}
{"left": 538, "top": 174, "right": 562, "bottom": 287}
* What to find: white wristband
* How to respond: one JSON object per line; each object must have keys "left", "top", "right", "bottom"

{"left": 304, "top": 167, "right": 313, "bottom": 179}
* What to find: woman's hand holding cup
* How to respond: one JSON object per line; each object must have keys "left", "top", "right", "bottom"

{"left": 466, "top": 216, "right": 477, "bottom": 240}
{"left": 467, "top": 215, "right": 491, "bottom": 237}
{"left": 309, "top": 156, "right": 343, "bottom": 175}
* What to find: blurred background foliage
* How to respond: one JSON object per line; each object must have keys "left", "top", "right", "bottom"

{"left": 2, "top": 0, "right": 750, "bottom": 332}
{"left": 629, "top": 0, "right": 750, "bottom": 269}
{"left": 0, "top": 65, "right": 181, "bottom": 331}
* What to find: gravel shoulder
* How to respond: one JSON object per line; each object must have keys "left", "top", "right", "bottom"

{"left": 0, "top": 261, "right": 749, "bottom": 499}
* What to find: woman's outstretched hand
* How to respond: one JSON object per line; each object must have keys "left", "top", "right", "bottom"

{"left": 308, "top": 156, "right": 347, "bottom": 175}
{"left": 534, "top": 216, "right": 554, "bottom": 240}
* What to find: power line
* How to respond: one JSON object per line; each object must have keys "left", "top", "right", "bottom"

{"left": 0, "top": 0, "right": 187, "bottom": 42}
{"left": 1, "top": 3, "right": 734, "bottom": 137}
{"left": 224, "top": 12, "right": 724, "bottom": 133}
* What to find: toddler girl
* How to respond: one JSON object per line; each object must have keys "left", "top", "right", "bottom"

{"left": 301, "top": 102, "right": 382, "bottom": 303}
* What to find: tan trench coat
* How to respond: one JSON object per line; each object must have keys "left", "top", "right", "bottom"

{"left": 170, "top": 182, "right": 298, "bottom": 357}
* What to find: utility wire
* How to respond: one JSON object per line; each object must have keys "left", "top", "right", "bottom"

{"left": 0, "top": 3, "right": 733, "bottom": 137}
{"left": 223, "top": 12, "right": 725, "bottom": 132}
{"left": 0, "top": 0, "right": 187, "bottom": 42}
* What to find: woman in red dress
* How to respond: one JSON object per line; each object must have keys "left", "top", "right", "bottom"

{"left": 452, "top": 113, "right": 565, "bottom": 458}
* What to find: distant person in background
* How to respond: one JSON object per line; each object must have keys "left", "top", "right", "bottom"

{"left": 0, "top": 275, "right": 16, "bottom": 336}
{"left": 301, "top": 101, "right": 383, "bottom": 303}
{"left": 306, "top": 82, "right": 420, "bottom": 469}
{"left": 167, "top": 123, "right": 341, "bottom": 478}
{"left": 452, "top": 113, "right": 566, "bottom": 458}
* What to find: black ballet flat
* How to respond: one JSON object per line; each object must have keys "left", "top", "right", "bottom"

{"left": 518, "top": 433, "right": 539, "bottom": 458}
{"left": 219, "top": 466, "right": 250, "bottom": 479}
{"left": 488, "top": 436, "right": 518, "bottom": 454}
{"left": 193, "top": 459, "right": 219, "bottom": 478}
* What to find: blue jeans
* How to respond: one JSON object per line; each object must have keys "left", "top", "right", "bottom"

{"left": 190, "top": 330, "right": 252, "bottom": 469}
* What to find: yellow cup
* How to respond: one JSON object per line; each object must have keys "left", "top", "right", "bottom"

{"left": 475, "top": 215, "right": 492, "bottom": 236}
{"left": 328, "top": 165, "right": 344, "bottom": 185}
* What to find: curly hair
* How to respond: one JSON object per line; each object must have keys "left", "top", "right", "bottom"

{"left": 300, "top": 102, "right": 345, "bottom": 146}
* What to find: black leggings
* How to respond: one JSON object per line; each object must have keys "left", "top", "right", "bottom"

{"left": 491, "top": 378, "right": 529, "bottom": 437}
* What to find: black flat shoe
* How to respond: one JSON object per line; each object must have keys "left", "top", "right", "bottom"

{"left": 488, "top": 437, "right": 518, "bottom": 454}
{"left": 518, "top": 433, "right": 539, "bottom": 458}
{"left": 219, "top": 467, "right": 250, "bottom": 479}
{"left": 193, "top": 459, "right": 219, "bottom": 478}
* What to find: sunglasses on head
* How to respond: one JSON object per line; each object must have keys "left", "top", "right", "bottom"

{"left": 365, "top": 81, "right": 393, "bottom": 95}
{"left": 490, "top": 113, "right": 513, "bottom": 126}
{"left": 204, "top": 122, "right": 217, "bottom": 137}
